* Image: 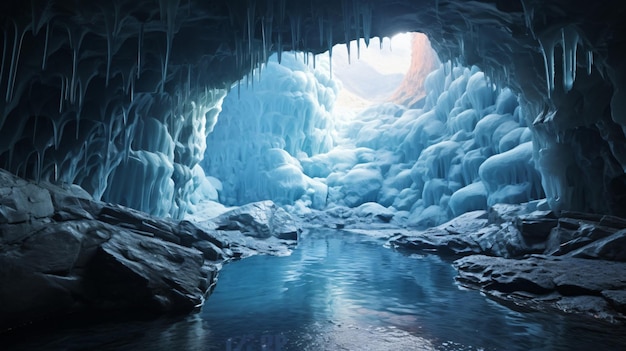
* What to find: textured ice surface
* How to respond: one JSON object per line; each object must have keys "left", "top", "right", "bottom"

{"left": 200, "top": 46, "right": 543, "bottom": 227}
{"left": 201, "top": 53, "right": 338, "bottom": 208}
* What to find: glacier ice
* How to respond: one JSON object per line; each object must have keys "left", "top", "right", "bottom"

{"left": 200, "top": 53, "right": 338, "bottom": 208}
{"left": 199, "top": 38, "right": 545, "bottom": 227}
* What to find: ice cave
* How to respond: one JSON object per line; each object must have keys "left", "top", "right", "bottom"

{"left": 2, "top": 0, "right": 626, "bottom": 350}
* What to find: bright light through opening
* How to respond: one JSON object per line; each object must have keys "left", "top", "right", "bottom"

{"left": 327, "top": 33, "right": 416, "bottom": 114}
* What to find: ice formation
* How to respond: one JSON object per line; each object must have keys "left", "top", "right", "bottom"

{"left": 201, "top": 53, "right": 338, "bottom": 209}
{"left": 2, "top": 0, "right": 626, "bottom": 220}
{"left": 201, "top": 40, "right": 544, "bottom": 226}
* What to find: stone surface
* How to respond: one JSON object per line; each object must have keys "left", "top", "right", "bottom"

{"left": 390, "top": 201, "right": 626, "bottom": 323}
{"left": 213, "top": 200, "right": 301, "bottom": 240}
{"left": 0, "top": 170, "right": 299, "bottom": 332}
{"left": 454, "top": 254, "right": 626, "bottom": 323}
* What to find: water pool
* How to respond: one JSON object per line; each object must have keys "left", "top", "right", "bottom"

{"left": 4, "top": 228, "right": 626, "bottom": 350}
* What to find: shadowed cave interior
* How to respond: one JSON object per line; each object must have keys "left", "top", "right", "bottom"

{"left": 2, "top": 1, "right": 626, "bottom": 350}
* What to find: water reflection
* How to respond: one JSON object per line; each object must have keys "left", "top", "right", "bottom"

{"left": 3, "top": 228, "right": 626, "bottom": 350}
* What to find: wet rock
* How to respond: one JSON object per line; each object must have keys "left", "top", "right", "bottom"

{"left": 0, "top": 170, "right": 296, "bottom": 332}
{"left": 602, "top": 290, "right": 626, "bottom": 313}
{"left": 214, "top": 200, "right": 300, "bottom": 240}
{"left": 567, "top": 229, "right": 626, "bottom": 261}
{"left": 86, "top": 231, "right": 213, "bottom": 313}
{"left": 454, "top": 255, "right": 626, "bottom": 323}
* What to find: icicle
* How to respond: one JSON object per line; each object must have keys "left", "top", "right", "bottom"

{"left": 6, "top": 21, "right": 31, "bottom": 103}
{"left": 247, "top": 4, "right": 253, "bottom": 57}
{"left": 341, "top": 0, "right": 351, "bottom": 64}
{"left": 362, "top": 3, "right": 372, "bottom": 47}
{"left": 290, "top": 16, "right": 297, "bottom": 51}
{"left": 313, "top": 52, "right": 316, "bottom": 70}
{"left": 261, "top": 17, "right": 267, "bottom": 63}
{"left": 561, "top": 26, "right": 579, "bottom": 92}
{"left": 520, "top": 0, "right": 536, "bottom": 39}
{"left": 328, "top": 25, "right": 333, "bottom": 78}
{"left": 130, "top": 75, "right": 135, "bottom": 102}
{"left": 160, "top": 0, "right": 179, "bottom": 94}
{"left": 52, "top": 118, "right": 61, "bottom": 150}
{"left": 353, "top": 0, "right": 361, "bottom": 59}
{"left": 587, "top": 50, "right": 593, "bottom": 75}
{"left": 42, "top": 22, "right": 49, "bottom": 70}
{"left": 538, "top": 30, "right": 559, "bottom": 97}
{"left": 59, "top": 76, "right": 65, "bottom": 113}
{"left": 277, "top": 33, "right": 283, "bottom": 64}
{"left": 137, "top": 22, "right": 144, "bottom": 79}
{"left": 296, "top": 15, "right": 301, "bottom": 51}
{"left": 70, "top": 46, "right": 77, "bottom": 103}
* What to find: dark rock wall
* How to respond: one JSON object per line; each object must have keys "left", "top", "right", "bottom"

{"left": 1, "top": 0, "right": 626, "bottom": 216}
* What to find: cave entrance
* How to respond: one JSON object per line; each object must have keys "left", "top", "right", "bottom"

{"left": 197, "top": 30, "right": 544, "bottom": 227}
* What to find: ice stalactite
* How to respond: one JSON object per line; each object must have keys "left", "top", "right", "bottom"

{"left": 41, "top": 22, "right": 50, "bottom": 70}
{"left": 561, "top": 26, "right": 579, "bottom": 92}
{"left": 102, "top": 3, "right": 121, "bottom": 87}
{"left": 538, "top": 25, "right": 581, "bottom": 96}
{"left": 359, "top": 1, "right": 373, "bottom": 48}
{"left": 587, "top": 50, "right": 593, "bottom": 75}
{"left": 341, "top": 0, "right": 351, "bottom": 64}
{"left": 159, "top": 0, "right": 180, "bottom": 94}
{"left": 520, "top": 0, "right": 536, "bottom": 39}
{"left": 137, "top": 23, "right": 143, "bottom": 79}
{"left": 5, "top": 20, "right": 31, "bottom": 103}
{"left": 246, "top": 1, "right": 256, "bottom": 58}
{"left": 538, "top": 29, "right": 559, "bottom": 98}
{"left": 327, "top": 25, "right": 333, "bottom": 77}
{"left": 261, "top": 17, "right": 268, "bottom": 63}
{"left": 277, "top": 32, "right": 283, "bottom": 64}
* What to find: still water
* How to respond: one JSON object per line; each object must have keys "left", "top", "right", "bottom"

{"left": 4, "top": 228, "right": 626, "bottom": 350}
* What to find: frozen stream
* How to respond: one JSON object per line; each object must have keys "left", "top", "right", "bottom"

{"left": 4, "top": 228, "right": 626, "bottom": 350}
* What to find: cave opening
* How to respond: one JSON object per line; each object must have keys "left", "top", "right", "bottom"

{"left": 197, "top": 30, "right": 544, "bottom": 229}
{"left": 3, "top": 1, "right": 626, "bottom": 349}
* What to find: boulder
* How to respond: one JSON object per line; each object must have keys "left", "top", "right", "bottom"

{"left": 454, "top": 254, "right": 626, "bottom": 323}
{"left": 213, "top": 200, "right": 301, "bottom": 240}
{"left": 0, "top": 170, "right": 297, "bottom": 332}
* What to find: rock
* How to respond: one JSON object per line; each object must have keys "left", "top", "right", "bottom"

{"left": 390, "top": 209, "right": 545, "bottom": 258}
{"left": 567, "top": 229, "right": 626, "bottom": 261}
{"left": 0, "top": 170, "right": 296, "bottom": 332}
{"left": 602, "top": 290, "right": 626, "bottom": 313}
{"left": 517, "top": 212, "right": 558, "bottom": 240}
{"left": 85, "top": 231, "right": 214, "bottom": 313}
{"left": 454, "top": 255, "right": 626, "bottom": 323}
{"left": 214, "top": 200, "right": 301, "bottom": 240}
{"left": 0, "top": 182, "right": 54, "bottom": 224}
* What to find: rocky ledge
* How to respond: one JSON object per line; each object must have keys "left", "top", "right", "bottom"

{"left": 389, "top": 202, "right": 626, "bottom": 324}
{"left": 0, "top": 170, "right": 298, "bottom": 332}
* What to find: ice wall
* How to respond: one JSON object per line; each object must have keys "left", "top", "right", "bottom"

{"left": 201, "top": 53, "right": 338, "bottom": 209}
{"left": 103, "top": 90, "right": 227, "bottom": 218}
{"left": 201, "top": 51, "right": 544, "bottom": 226}
{"left": 302, "top": 63, "right": 543, "bottom": 226}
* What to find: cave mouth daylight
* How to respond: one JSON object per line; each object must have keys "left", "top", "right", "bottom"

{"left": 3, "top": 1, "right": 626, "bottom": 349}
